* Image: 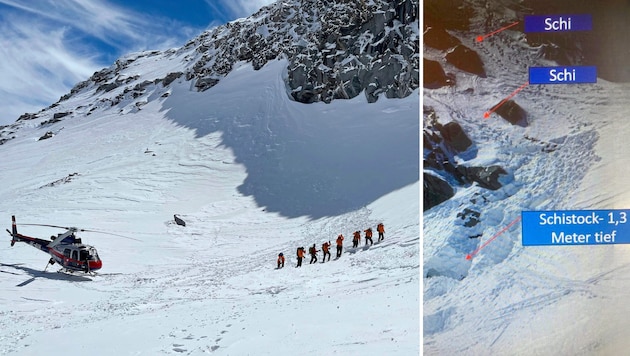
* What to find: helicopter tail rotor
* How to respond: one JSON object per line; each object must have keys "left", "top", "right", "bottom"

{"left": 10, "top": 215, "right": 18, "bottom": 246}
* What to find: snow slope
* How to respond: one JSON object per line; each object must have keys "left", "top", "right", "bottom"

{"left": 0, "top": 57, "right": 420, "bottom": 354}
{"left": 423, "top": 2, "right": 630, "bottom": 354}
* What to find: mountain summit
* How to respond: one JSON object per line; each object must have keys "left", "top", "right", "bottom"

{"left": 0, "top": 0, "right": 419, "bottom": 218}
{"left": 0, "top": 1, "right": 419, "bottom": 354}
{"left": 3, "top": 0, "right": 417, "bottom": 137}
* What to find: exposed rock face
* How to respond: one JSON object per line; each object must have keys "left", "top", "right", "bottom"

{"left": 283, "top": 0, "right": 419, "bottom": 103}
{"left": 162, "top": 72, "right": 183, "bottom": 86}
{"left": 445, "top": 45, "right": 486, "bottom": 78}
{"left": 423, "top": 107, "right": 508, "bottom": 209}
{"left": 457, "top": 208, "right": 481, "bottom": 227}
{"left": 53, "top": 112, "right": 71, "bottom": 119}
{"left": 439, "top": 122, "right": 472, "bottom": 152}
{"left": 2, "top": 0, "right": 419, "bottom": 145}
{"left": 424, "top": 0, "right": 472, "bottom": 31}
{"left": 61, "top": 0, "right": 418, "bottom": 106}
{"left": 456, "top": 166, "right": 507, "bottom": 191}
{"left": 424, "top": 173, "right": 454, "bottom": 211}
{"left": 493, "top": 100, "right": 527, "bottom": 126}
{"left": 523, "top": 0, "right": 630, "bottom": 82}
{"left": 38, "top": 131, "right": 54, "bottom": 141}
{"left": 423, "top": 58, "right": 452, "bottom": 89}
{"left": 174, "top": 0, "right": 419, "bottom": 102}
{"left": 424, "top": 26, "right": 461, "bottom": 51}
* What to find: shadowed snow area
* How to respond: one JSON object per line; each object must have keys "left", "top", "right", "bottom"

{"left": 424, "top": 0, "right": 630, "bottom": 354}
{"left": 161, "top": 60, "right": 419, "bottom": 218}
{"left": 0, "top": 56, "right": 419, "bottom": 354}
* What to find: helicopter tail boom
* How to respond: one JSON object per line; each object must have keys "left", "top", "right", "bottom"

{"left": 7, "top": 215, "right": 50, "bottom": 252}
{"left": 10, "top": 215, "right": 17, "bottom": 246}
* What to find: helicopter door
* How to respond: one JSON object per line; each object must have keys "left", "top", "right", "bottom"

{"left": 64, "top": 249, "right": 71, "bottom": 258}
{"left": 71, "top": 250, "right": 78, "bottom": 261}
{"left": 79, "top": 250, "right": 89, "bottom": 261}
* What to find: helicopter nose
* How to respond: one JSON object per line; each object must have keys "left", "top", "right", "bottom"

{"left": 88, "top": 259, "right": 103, "bottom": 271}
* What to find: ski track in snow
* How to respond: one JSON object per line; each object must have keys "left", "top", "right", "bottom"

{"left": 0, "top": 57, "right": 419, "bottom": 354}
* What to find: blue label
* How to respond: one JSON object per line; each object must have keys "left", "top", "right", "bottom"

{"left": 522, "top": 210, "right": 630, "bottom": 246}
{"left": 529, "top": 66, "right": 597, "bottom": 84}
{"left": 524, "top": 14, "right": 592, "bottom": 32}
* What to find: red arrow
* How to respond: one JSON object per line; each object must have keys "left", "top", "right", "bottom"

{"left": 484, "top": 81, "right": 529, "bottom": 119}
{"left": 466, "top": 216, "right": 522, "bottom": 260}
{"left": 476, "top": 21, "right": 520, "bottom": 42}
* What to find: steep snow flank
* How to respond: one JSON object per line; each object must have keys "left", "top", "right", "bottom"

{"left": 161, "top": 59, "right": 419, "bottom": 218}
{"left": 0, "top": 52, "right": 419, "bottom": 354}
{"left": 423, "top": 1, "right": 630, "bottom": 354}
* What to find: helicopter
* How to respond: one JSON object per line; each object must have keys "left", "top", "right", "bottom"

{"left": 6, "top": 215, "right": 102, "bottom": 274}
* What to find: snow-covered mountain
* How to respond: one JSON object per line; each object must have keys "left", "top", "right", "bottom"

{"left": 424, "top": 0, "right": 630, "bottom": 354}
{"left": 0, "top": 1, "right": 419, "bottom": 355}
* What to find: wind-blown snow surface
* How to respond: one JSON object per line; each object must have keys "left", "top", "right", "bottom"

{"left": 423, "top": 10, "right": 630, "bottom": 355}
{"left": 0, "top": 59, "right": 419, "bottom": 355}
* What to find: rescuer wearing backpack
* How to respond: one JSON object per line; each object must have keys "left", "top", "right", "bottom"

{"left": 309, "top": 244, "right": 318, "bottom": 264}
{"left": 335, "top": 234, "right": 344, "bottom": 258}
{"left": 277, "top": 253, "right": 285, "bottom": 269}
{"left": 296, "top": 247, "right": 305, "bottom": 268}
{"left": 352, "top": 231, "right": 361, "bottom": 248}
{"left": 377, "top": 223, "right": 385, "bottom": 242}
{"left": 364, "top": 228, "right": 373, "bottom": 246}
{"left": 321, "top": 241, "right": 331, "bottom": 262}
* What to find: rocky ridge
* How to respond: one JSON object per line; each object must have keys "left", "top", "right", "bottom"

{"left": 0, "top": 0, "right": 419, "bottom": 145}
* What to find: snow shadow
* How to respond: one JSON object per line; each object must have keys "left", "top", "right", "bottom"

{"left": 0, "top": 263, "right": 92, "bottom": 286}
{"left": 160, "top": 62, "right": 419, "bottom": 218}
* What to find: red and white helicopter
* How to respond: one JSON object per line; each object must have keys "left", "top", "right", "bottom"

{"left": 7, "top": 215, "right": 103, "bottom": 274}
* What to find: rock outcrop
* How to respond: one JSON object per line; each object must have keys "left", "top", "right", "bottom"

{"left": 424, "top": 173, "right": 454, "bottom": 211}
{"left": 445, "top": 45, "right": 486, "bottom": 78}
{"left": 423, "top": 107, "right": 508, "bottom": 210}
{"left": 493, "top": 100, "right": 527, "bottom": 127}
{"left": 423, "top": 58, "right": 452, "bottom": 89}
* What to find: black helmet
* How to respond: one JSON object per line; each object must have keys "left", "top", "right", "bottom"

{"left": 279, "top": 253, "right": 283, "bottom": 256}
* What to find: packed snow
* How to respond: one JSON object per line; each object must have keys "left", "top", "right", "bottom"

{"left": 0, "top": 57, "right": 419, "bottom": 355}
{"left": 423, "top": 4, "right": 630, "bottom": 355}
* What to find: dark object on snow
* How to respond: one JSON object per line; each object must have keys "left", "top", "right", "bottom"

{"left": 493, "top": 100, "right": 527, "bottom": 127}
{"left": 445, "top": 45, "right": 486, "bottom": 78}
{"left": 424, "top": 26, "right": 461, "bottom": 51}
{"left": 423, "top": 58, "right": 453, "bottom": 89}
{"left": 174, "top": 214, "right": 186, "bottom": 227}
{"left": 39, "top": 131, "right": 55, "bottom": 141}
{"left": 457, "top": 166, "right": 507, "bottom": 190}
{"left": 439, "top": 122, "right": 472, "bottom": 153}
{"left": 423, "top": 173, "right": 454, "bottom": 211}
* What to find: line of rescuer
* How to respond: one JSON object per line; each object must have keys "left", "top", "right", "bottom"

{"left": 277, "top": 224, "right": 386, "bottom": 268}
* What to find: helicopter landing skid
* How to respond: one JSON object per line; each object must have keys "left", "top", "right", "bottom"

{"left": 56, "top": 268, "right": 97, "bottom": 276}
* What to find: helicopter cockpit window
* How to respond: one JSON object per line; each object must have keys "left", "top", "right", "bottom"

{"left": 64, "top": 249, "right": 71, "bottom": 258}
{"left": 79, "top": 250, "right": 89, "bottom": 261}
{"left": 89, "top": 247, "right": 99, "bottom": 259}
{"left": 71, "top": 250, "right": 78, "bottom": 261}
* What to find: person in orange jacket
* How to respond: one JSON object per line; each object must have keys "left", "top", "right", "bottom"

{"left": 277, "top": 253, "right": 285, "bottom": 269}
{"left": 335, "top": 234, "right": 344, "bottom": 258}
{"left": 377, "top": 223, "right": 385, "bottom": 242}
{"left": 296, "top": 247, "right": 305, "bottom": 268}
{"left": 321, "top": 241, "right": 331, "bottom": 262}
{"left": 352, "top": 231, "right": 360, "bottom": 248}
{"left": 308, "top": 244, "right": 318, "bottom": 264}
{"left": 364, "top": 228, "right": 373, "bottom": 246}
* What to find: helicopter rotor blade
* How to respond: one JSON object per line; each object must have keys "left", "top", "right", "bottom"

{"left": 79, "top": 229, "right": 142, "bottom": 242}
{"left": 17, "top": 223, "right": 142, "bottom": 242}
{"left": 19, "top": 223, "right": 74, "bottom": 230}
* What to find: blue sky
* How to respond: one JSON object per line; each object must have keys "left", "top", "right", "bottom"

{"left": 0, "top": 0, "right": 275, "bottom": 126}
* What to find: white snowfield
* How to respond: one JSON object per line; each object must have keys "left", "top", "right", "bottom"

{"left": 0, "top": 58, "right": 420, "bottom": 355}
{"left": 424, "top": 6, "right": 630, "bottom": 355}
